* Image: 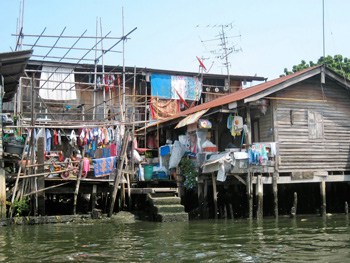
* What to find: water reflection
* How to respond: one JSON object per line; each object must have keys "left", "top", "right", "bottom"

{"left": 0, "top": 215, "right": 349, "bottom": 262}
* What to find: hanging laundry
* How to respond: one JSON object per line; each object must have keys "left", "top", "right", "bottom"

{"left": 53, "top": 130, "right": 58, "bottom": 146}
{"left": 70, "top": 130, "right": 77, "bottom": 146}
{"left": 58, "top": 130, "right": 62, "bottom": 145}
{"left": 45, "top": 129, "right": 52, "bottom": 153}
{"left": 110, "top": 143, "right": 117, "bottom": 157}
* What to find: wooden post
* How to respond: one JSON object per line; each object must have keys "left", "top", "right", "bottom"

{"left": 345, "top": 201, "right": 349, "bottom": 215}
{"left": 0, "top": 168, "right": 5, "bottom": 218}
{"left": 211, "top": 173, "right": 218, "bottom": 219}
{"left": 246, "top": 105, "right": 252, "bottom": 145}
{"left": 10, "top": 129, "right": 31, "bottom": 218}
{"left": 256, "top": 174, "right": 263, "bottom": 220}
{"left": 73, "top": 158, "right": 84, "bottom": 215}
{"left": 0, "top": 77, "right": 4, "bottom": 218}
{"left": 291, "top": 192, "right": 297, "bottom": 218}
{"left": 91, "top": 184, "right": 97, "bottom": 211}
{"left": 246, "top": 171, "right": 253, "bottom": 220}
{"left": 37, "top": 137, "right": 45, "bottom": 215}
{"left": 197, "top": 177, "right": 204, "bottom": 218}
{"left": 203, "top": 178, "right": 208, "bottom": 219}
{"left": 109, "top": 131, "right": 129, "bottom": 217}
{"left": 126, "top": 173, "right": 132, "bottom": 210}
{"left": 320, "top": 180, "right": 326, "bottom": 217}
{"left": 229, "top": 203, "right": 234, "bottom": 219}
{"left": 272, "top": 172, "right": 278, "bottom": 218}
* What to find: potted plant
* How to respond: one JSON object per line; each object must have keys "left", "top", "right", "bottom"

{"left": 179, "top": 157, "right": 198, "bottom": 189}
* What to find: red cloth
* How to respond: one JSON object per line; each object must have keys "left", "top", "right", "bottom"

{"left": 150, "top": 97, "right": 180, "bottom": 120}
{"left": 110, "top": 143, "right": 117, "bottom": 157}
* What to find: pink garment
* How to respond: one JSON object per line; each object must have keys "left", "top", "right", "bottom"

{"left": 83, "top": 158, "right": 90, "bottom": 177}
{"left": 110, "top": 143, "right": 117, "bottom": 157}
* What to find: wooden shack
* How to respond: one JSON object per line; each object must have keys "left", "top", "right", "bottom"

{"left": 141, "top": 65, "right": 350, "bottom": 219}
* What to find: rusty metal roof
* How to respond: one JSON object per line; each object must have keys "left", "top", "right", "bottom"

{"left": 0, "top": 50, "right": 33, "bottom": 102}
{"left": 138, "top": 65, "right": 322, "bottom": 132}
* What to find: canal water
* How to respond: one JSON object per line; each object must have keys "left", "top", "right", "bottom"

{"left": 0, "top": 215, "right": 349, "bottom": 262}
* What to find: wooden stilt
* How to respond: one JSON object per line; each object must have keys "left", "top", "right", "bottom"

{"left": 229, "top": 203, "right": 234, "bottom": 219}
{"left": 109, "top": 131, "right": 129, "bottom": 217}
{"left": 211, "top": 173, "right": 218, "bottom": 219}
{"left": 73, "top": 158, "right": 84, "bottom": 215}
{"left": 291, "top": 192, "right": 297, "bottom": 218}
{"left": 0, "top": 168, "right": 5, "bottom": 218}
{"left": 203, "top": 178, "right": 208, "bottom": 219}
{"left": 37, "top": 137, "right": 45, "bottom": 215}
{"left": 197, "top": 177, "right": 204, "bottom": 219}
{"left": 272, "top": 172, "right": 278, "bottom": 219}
{"left": 91, "top": 184, "right": 97, "bottom": 211}
{"left": 246, "top": 171, "right": 253, "bottom": 220}
{"left": 345, "top": 201, "right": 349, "bottom": 215}
{"left": 121, "top": 175, "right": 126, "bottom": 209}
{"left": 256, "top": 174, "right": 263, "bottom": 220}
{"left": 320, "top": 180, "right": 326, "bottom": 217}
{"left": 10, "top": 129, "right": 31, "bottom": 218}
{"left": 126, "top": 173, "right": 131, "bottom": 210}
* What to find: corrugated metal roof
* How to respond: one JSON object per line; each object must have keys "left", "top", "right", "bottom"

{"left": 138, "top": 65, "right": 322, "bottom": 131}
{"left": 0, "top": 50, "right": 33, "bottom": 102}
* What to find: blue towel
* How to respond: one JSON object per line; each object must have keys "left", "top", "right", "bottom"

{"left": 93, "top": 157, "right": 116, "bottom": 177}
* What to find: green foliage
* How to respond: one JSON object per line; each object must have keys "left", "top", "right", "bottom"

{"left": 282, "top": 54, "right": 350, "bottom": 79}
{"left": 144, "top": 151, "right": 153, "bottom": 158}
{"left": 12, "top": 198, "right": 30, "bottom": 217}
{"left": 179, "top": 157, "right": 198, "bottom": 190}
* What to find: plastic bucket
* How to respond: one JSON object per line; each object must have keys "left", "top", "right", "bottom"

{"left": 144, "top": 165, "right": 153, "bottom": 181}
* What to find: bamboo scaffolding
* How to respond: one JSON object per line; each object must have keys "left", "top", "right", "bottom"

{"left": 23, "top": 182, "right": 71, "bottom": 197}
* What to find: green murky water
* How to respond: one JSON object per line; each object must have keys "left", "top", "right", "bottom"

{"left": 0, "top": 215, "right": 349, "bottom": 262}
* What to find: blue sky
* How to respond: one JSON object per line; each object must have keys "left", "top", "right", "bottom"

{"left": 1, "top": 0, "right": 349, "bottom": 80}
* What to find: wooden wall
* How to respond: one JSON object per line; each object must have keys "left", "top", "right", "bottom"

{"left": 273, "top": 76, "right": 350, "bottom": 172}
{"left": 257, "top": 105, "right": 274, "bottom": 142}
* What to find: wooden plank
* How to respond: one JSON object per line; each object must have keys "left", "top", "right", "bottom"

{"left": 252, "top": 174, "right": 350, "bottom": 184}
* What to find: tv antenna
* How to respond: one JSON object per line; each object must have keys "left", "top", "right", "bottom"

{"left": 199, "top": 23, "right": 242, "bottom": 90}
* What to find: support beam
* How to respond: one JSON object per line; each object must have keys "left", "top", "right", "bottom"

{"left": 37, "top": 137, "right": 45, "bottom": 215}
{"left": 320, "top": 180, "right": 326, "bottom": 217}
{"left": 211, "top": 173, "right": 218, "bottom": 219}
{"left": 246, "top": 171, "right": 253, "bottom": 220}
{"left": 256, "top": 174, "right": 263, "bottom": 220}
{"left": 291, "top": 192, "right": 297, "bottom": 218}
{"left": 0, "top": 169, "right": 5, "bottom": 218}
{"left": 91, "top": 184, "right": 97, "bottom": 211}
{"left": 73, "top": 158, "right": 84, "bottom": 215}
{"left": 272, "top": 172, "right": 278, "bottom": 218}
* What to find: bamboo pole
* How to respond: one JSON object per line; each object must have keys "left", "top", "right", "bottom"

{"left": 211, "top": 173, "right": 218, "bottom": 219}
{"left": 109, "top": 131, "right": 129, "bottom": 217}
{"left": 10, "top": 129, "right": 31, "bottom": 218}
{"left": 24, "top": 182, "right": 70, "bottom": 197}
{"left": 73, "top": 158, "right": 84, "bottom": 215}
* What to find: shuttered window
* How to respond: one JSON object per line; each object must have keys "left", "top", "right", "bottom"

{"left": 308, "top": 110, "right": 324, "bottom": 139}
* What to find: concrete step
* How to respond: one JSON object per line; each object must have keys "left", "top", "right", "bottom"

{"left": 154, "top": 204, "right": 185, "bottom": 214}
{"left": 149, "top": 196, "right": 182, "bottom": 206}
{"left": 156, "top": 212, "right": 189, "bottom": 222}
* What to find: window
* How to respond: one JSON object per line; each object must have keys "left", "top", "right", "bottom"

{"left": 308, "top": 110, "right": 324, "bottom": 139}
